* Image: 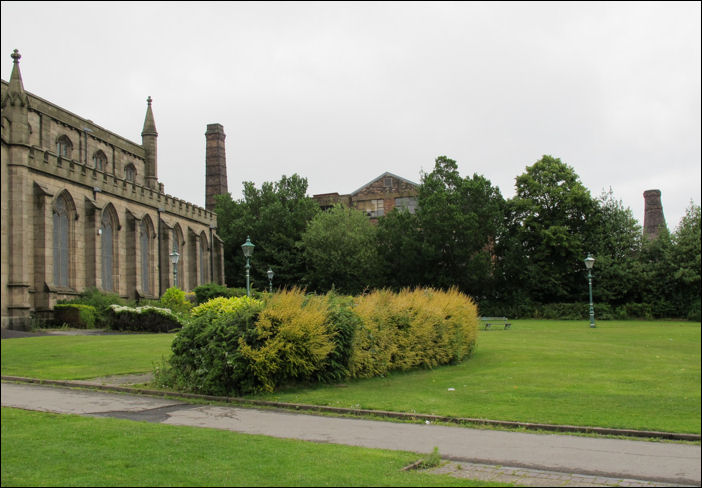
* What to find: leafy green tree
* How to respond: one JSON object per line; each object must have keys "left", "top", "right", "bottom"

{"left": 503, "top": 155, "right": 597, "bottom": 303}
{"left": 414, "top": 156, "right": 504, "bottom": 299}
{"left": 638, "top": 228, "right": 677, "bottom": 317}
{"left": 375, "top": 209, "right": 429, "bottom": 289}
{"left": 301, "top": 204, "right": 379, "bottom": 294}
{"left": 215, "top": 174, "right": 319, "bottom": 290}
{"left": 670, "top": 202, "right": 701, "bottom": 319}
{"left": 585, "top": 189, "right": 643, "bottom": 306}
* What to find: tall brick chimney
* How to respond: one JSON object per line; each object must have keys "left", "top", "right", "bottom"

{"left": 643, "top": 189, "right": 666, "bottom": 240}
{"left": 205, "top": 123, "right": 229, "bottom": 211}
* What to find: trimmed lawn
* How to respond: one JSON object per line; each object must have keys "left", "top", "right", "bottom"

{"left": 260, "top": 320, "right": 700, "bottom": 433}
{"left": 2, "top": 320, "right": 699, "bottom": 433}
{"left": 0, "top": 333, "right": 174, "bottom": 380}
{"left": 0, "top": 407, "right": 505, "bottom": 487}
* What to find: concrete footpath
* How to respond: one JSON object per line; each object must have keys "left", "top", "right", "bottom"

{"left": 2, "top": 381, "right": 700, "bottom": 487}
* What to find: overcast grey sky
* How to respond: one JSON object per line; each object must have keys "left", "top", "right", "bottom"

{"left": 2, "top": 1, "right": 700, "bottom": 229}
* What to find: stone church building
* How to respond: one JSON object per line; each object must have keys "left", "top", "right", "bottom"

{"left": 1, "top": 50, "right": 226, "bottom": 329}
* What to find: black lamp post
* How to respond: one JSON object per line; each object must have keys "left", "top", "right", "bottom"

{"left": 241, "top": 236, "right": 255, "bottom": 297}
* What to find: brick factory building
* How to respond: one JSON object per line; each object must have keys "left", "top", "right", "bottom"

{"left": 313, "top": 172, "right": 419, "bottom": 221}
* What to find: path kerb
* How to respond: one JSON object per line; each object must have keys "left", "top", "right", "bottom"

{"left": 2, "top": 375, "right": 699, "bottom": 442}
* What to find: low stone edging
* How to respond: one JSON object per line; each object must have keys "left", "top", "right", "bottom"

{"left": 2, "top": 375, "right": 699, "bottom": 442}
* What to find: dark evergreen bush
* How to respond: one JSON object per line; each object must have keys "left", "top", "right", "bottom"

{"left": 106, "top": 305, "right": 182, "bottom": 333}
{"left": 193, "top": 283, "right": 264, "bottom": 304}
{"left": 58, "top": 287, "right": 126, "bottom": 327}
{"left": 316, "top": 295, "right": 359, "bottom": 383}
{"left": 52, "top": 304, "right": 97, "bottom": 329}
{"left": 164, "top": 298, "right": 264, "bottom": 395}
{"left": 687, "top": 298, "right": 701, "bottom": 322}
{"left": 193, "top": 283, "right": 234, "bottom": 304}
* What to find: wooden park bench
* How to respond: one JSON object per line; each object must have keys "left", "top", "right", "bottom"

{"left": 480, "top": 316, "right": 511, "bottom": 330}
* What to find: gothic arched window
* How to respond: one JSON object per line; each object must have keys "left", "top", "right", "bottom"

{"left": 92, "top": 150, "right": 107, "bottom": 171}
{"left": 52, "top": 195, "right": 71, "bottom": 287}
{"left": 140, "top": 219, "right": 151, "bottom": 295}
{"left": 125, "top": 163, "right": 136, "bottom": 182}
{"left": 199, "top": 232, "right": 208, "bottom": 285}
{"left": 101, "top": 209, "right": 117, "bottom": 291}
{"left": 56, "top": 135, "right": 73, "bottom": 159}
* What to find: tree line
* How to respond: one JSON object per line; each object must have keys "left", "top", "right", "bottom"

{"left": 214, "top": 155, "right": 701, "bottom": 320}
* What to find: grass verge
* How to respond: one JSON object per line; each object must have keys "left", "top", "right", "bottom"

{"left": 1, "top": 333, "right": 173, "bottom": 380}
{"left": 1, "top": 407, "right": 507, "bottom": 487}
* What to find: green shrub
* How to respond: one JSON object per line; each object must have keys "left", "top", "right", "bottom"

{"left": 477, "top": 298, "right": 536, "bottom": 319}
{"left": 193, "top": 283, "right": 234, "bottom": 304}
{"left": 57, "top": 287, "right": 125, "bottom": 327}
{"left": 593, "top": 303, "right": 614, "bottom": 320}
{"left": 316, "top": 293, "right": 359, "bottom": 383}
{"left": 160, "top": 287, "right": 193, "bottom": 315}
{"left": 687, "top": 298, "right": 701, "bottom": 322}
{"left": 193, "top": 283, "right": 264, "bottom": 304}
{"left": 136, "top": 298, "right": 162, "bottom": 308}
{"left": 233, "top": 287, "right": 265, "bottom": 300}
{"left": 478, "top": 301, "right": 675, "bottom": 321}
{"left": 164, "top": 297, "right": 265, "bottom": 395}
{"left": 52, "top": 304, "right": 97, "bottom": 329}
{"left": 616, "top": 303, "right": 654, "bottom": 320}
{"left": 107, "top": 304, "right": 182, "bottom": 333}
{"left": 539, "top": 303, "right": 585, "bottom": 320}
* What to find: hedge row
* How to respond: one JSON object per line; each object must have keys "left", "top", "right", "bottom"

{"left": 192, "top": 283, "right": 264, "bottom": 303}
{"left": 157, "top": 287, "right": 479, "bottom": 396}
{"left": 477, "top": 300, "right": 699, "bottom": 320}
{"left": 53, "top": 286, "right": 210, "bottom": 331}
{"left": 52, "top": 304, "right": 97, "bottom": 329}
{"left": 106, "top": 305, "right": 183, "bottom": 333}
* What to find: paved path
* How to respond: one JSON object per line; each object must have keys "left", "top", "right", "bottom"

{"left": 2, "top": 381, "right": 699, "bottom": 486}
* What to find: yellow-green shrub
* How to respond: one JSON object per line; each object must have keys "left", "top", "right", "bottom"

{"left": 238, "top": 288, "right": 334, "bottom": 392}
{"left": 191, "top": 296, "right": 263, "bottom": 319}
{"left": 349, "top": 287, "right": 478, "bottom": 378}
{"left": 160, "top": 287, "right": 193, "bottom": 314}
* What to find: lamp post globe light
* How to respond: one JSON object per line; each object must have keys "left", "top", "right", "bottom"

{"left": 169, "top": 249, "right": 180, "bottom": 288}
{"left": 267, "top": 268, "right": 274, "bottom": 293}
{"left": 241, "top": 236, "right": 255, "bottom": 297}
{"left": 584, "top": 254, "right": 595, "bottom": 328}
